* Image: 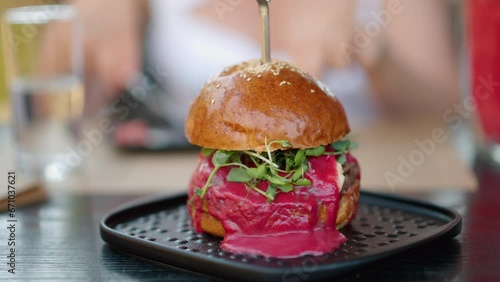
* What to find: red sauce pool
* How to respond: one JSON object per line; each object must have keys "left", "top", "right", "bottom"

{"left": 188, "top": 154, "right": 352, "bottom": 258}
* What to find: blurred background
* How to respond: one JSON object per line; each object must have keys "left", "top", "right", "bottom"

{"left": 2, "top": 0, "right": 495, "bottom": 203}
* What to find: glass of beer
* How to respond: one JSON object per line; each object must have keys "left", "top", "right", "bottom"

{"left": 2, "top": 5, "right": 84, "bottom": 181}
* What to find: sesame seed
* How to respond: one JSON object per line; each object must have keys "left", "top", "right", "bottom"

{"left": 211, "top": 99, "right": 215, "bottom": 104}
{"left": 216, "top": 84, "right": 220, "bottom": 89}
{"left": 246, "top": 77, "right": 252, "bottom": 81}
{"left": 279, "top": 81, "right": 287, "bottom": 86}
{"left": 310, "top": 89, "right": 315, "bottom": 93}
{"left": 257, "top": 74, "right": 262, "bottom": 78}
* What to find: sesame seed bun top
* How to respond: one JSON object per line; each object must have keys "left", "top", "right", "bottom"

{"left": 185, "top": 59, "right": 350, "bottom": 152}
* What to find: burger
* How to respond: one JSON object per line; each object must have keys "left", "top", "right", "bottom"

{"left": 185, "top": 59, "right": 360, "bottom": 258}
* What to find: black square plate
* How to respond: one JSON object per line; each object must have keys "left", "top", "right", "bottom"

{"left": 100, "top": 191, "right": 461, "bottom": 281}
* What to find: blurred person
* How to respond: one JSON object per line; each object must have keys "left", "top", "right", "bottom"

{"left": 70, "top": 0, "right": 459, "bottom": 145}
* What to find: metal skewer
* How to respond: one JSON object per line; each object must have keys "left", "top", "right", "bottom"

{"left": 257, "top": 0, "right": 271, "bottom": 63}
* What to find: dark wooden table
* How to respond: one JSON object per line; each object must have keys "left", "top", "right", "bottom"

{"left": 1, "top": 164, "right": 499, "bottom": 282}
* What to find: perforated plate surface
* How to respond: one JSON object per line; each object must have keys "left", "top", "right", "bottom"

{"left": 100, "top": 192, "right": 461, "bottom": 282}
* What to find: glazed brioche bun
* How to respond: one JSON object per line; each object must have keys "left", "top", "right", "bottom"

{"left": 185, "top": 59, "right": 350, "bottom": 152}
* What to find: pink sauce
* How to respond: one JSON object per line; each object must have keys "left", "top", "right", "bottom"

{"left": 188, "top": 154, "right": 350, "bottom": 258}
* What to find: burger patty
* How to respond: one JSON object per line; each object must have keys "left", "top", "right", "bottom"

{"left": 341, "top": 161, "right": 360, "bottom": 194}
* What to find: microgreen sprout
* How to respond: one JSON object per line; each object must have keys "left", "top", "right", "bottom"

{"left": 195, "top": 138, "right": 357, "bottom": 201}
{"left": 325, "top": 139, "right": 358, "bottom": 164}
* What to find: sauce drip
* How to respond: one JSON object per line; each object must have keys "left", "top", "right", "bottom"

{"left": 188, "top": 154, "right": 347, "bottom": 258}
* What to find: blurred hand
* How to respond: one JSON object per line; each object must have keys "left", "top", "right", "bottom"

{"left": 271, "top": 0, "right": 358, "bottom": 77}
{"left": 73, "top": 0, "right": 148, "bottom": 93}
{"left": 196, "top": 0, "right": 368, "bottom": 78}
